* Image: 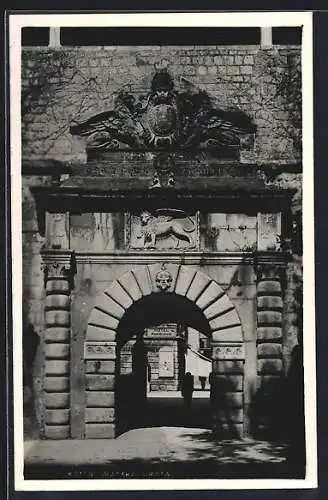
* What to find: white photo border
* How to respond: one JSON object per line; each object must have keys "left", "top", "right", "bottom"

{"left": 9, "top": 10, "right": 316, "bottom": 491}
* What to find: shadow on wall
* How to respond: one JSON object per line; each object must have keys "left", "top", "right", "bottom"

{"left": 249, "top": 333, "right": 305, "bottom": 476}
{"left": 211, "top": 368, "right": 244, "bottom": 440}
{"left": 23, "top": 321, "right": 40, "bottom": 440}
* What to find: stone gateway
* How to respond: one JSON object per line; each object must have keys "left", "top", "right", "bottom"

{"left": 22, "top": 48, "right": 302, "bottom": 446}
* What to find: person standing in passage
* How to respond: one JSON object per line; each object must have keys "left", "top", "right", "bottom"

{"left": 181, "top": 372, "right": 194, "bottom": 409}
{"left": 199, "top": 376, "right": 206, "bottom": 391}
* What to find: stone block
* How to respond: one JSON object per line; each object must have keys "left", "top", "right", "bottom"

{"left": 244, "top": 55, "right": 254, "bottom": 65}
{"left": 132, "top": 267, "right": 152, "bottom": 296}
{"left": 257, "top": 280, "right": 281, "bottom": 294}
{"left": 86, "top": 391, "right": 115, "bottom": 407}
{"left": 46, "top": 279, "right": 70, "bottom": 294}
{"left": 45, "top": 392, "right": 70, "bottom": 409}
{"left": 257, "top": 296, "right": 283, "bottom": 310}
{"left": 257, "top": 359, "right": 283, "bottom": 375}
{"left": 257, "top": 326, "right": 282, "bottom": 341}
{"left": 223, "top": 392, "right": 243, "bottom": 407}
{"left": 45, "top": 409, "right": 70, "bottom": 425}
{"left": 45, "top": 310, "right": 70, "bottom": 327}
{"left": 44, "top": 425, "right": 70, "bottom": 439}
{"left": 257, "top": 343, "right": 282, "bottom": 358}
{"left": 45, "top": 294, "right": 70, "bottom": 310}
{"left": 214, "top": 408, "right": 244, "bottom": 423}
{"left": 212, "top": 343, "right": 245, "bottom": 360}
{"left": 85, "top": 360, "right": 115, "bottom": 374}
{"left": 84, "top": 341, "right": 116, "bottom": 360}
{"left": 45, "top": 360, "right": 69, "bottom": 375}
{"left": 186, "top": 271, "right": 212, "bottom": 302}
{"left": 44, "top": 377, "right": 69, "bottom": 392}
{"left": 95, "top": 293, "right": 125, "bottom": 319}
{"left": 209, "top": 309, "right": 241, "bottom": 331}
{"left": 227, "top": 66, "right": 240, "bottom": 76}
{"left": 147, "top": 263, "right": 179, "bottom": 294}
{"left": 88, "top": 308, "right": 119, "bottom": 330}
{"left": 85, "top": 408, "right": 115, "bottom": 423}
{"left": 234, "top": 55, "right": 243, "bottom": 65}
{"left": 45, "top": 343, "right": 70, "bottom": 359}
{"left": 175, "top": 267, "right": 197, "bottom": 296}
{"left": 45, "top": 327, "right": 70, "bottom": 342}
{"left": 203, "top": 294, "right": 234, "bottom": 320}
{"left": 106, "top": 280, "right": 133, "bottom": 309}
{"left": 85, "top": 424, "right": 116, "bottom": 439}
{"left": 256, "top": 375, "right": 282, "bottom": 393}
{"left": 213, "top": 423, "right": 244, "bottom": 439}
{"left": 214, "top": 375, "right": 244, "bottom": 391}
{"left": 240, "top": 65, "right": 253, "bottom": 75}
{"left": 213, "top": 360, "right": 244, "bottom": 374}
{"left": 212, "top": 325, "right": 243, "bottom": 342}
{"left": 196, "top": 282, "right": 224, "bottom": 310}
{"left": 118, "top": 272, "right": 143, "bottom": 302}
{"left": 86, "top": 325, "right": 116, "bottom": 342}
{"left": 85, "top": 374, "right": 115, "bottom": 391}
{"left": 257, "top": 311, "right": 282, "bottom": 325}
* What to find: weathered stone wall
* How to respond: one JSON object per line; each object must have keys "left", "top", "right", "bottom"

{"left": 22, "top": 45, "right": 301, "bottom": 163}
{"left": 21, "top": 45, "right": 303, "bottom": 439}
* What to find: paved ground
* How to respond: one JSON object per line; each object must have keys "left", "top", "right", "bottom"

{"left": 24, "top": 393, "right": 300, "bottom": 480}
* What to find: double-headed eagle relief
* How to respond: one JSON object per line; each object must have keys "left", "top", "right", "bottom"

{"left": 69, "top": 61, "right": 256, "bottom": 153}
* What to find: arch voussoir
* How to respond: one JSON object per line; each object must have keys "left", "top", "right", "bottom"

{"left": 186, "top": 271, "right": 212, "bottom": 302}
{"left": 117, "top": 271, "right": 143, "bottom": 302}
{"left": 203, "top": 294, "right": 235, "bottom": 321}
{"left": 212, "top": 325, "right": 243, "bottom": 342}
{"left": 89, "top": 308, "right": 119, "bottom": 330}
{"left": 196, "top": 281, "right": 224, "bottom": 310}
{"left": 131, "top": 267, "right": 152, "bottom": 297}
{"left": 106, "top": 280, "right": 133, "bottom": 310}
{"left": 174, "top": 266, "right": 197, "bottom": 296}
{"left": 209, "top": 308, "right": 241, "bottom": 331}
{"left": 96, "top": 293, "right": 125, "bottom": 320}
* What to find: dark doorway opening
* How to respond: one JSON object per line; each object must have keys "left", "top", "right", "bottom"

{"left": 115, "top": 294, "right": 213, "bottom": 436}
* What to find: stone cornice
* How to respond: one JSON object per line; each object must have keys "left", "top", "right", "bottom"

{"left": 40, "top": 249, "right": 287, "bottom": 266}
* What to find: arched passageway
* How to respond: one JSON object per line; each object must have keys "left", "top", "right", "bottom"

{"left": 84, "top": 264, "right": 245, "bottom": 439}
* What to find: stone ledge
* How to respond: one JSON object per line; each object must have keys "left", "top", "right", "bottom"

{"left": 85, "top": 424, "right": 116, "bottom": 439}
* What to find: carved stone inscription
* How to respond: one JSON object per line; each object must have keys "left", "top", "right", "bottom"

{"left": 213, "top": 343, "right": 245, "bottom": 360}
{"left": 128, "top": 209, "right": 199, "bottom": 250}
{"left": 84, "top": 342, "right": 116, "bottom": 360}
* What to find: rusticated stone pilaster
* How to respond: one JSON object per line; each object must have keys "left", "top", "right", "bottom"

{"left": 255, "top": 263, "right": 285, "bottom": 439}
{"left": 211, "top": 343, "right": 245, "bottom": 439}
{"left": 41, "top": 252, "right": 76, "bottom": 439}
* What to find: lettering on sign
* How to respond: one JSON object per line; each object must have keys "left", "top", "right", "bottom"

{"left": 144, "top": 324, "right": 177, "bottom": 338}
{"left": 213, "top": 344, "right": 245, "bottom": 360}
{"left": 84, "top": 342, "right": 116, "bottom": 360}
